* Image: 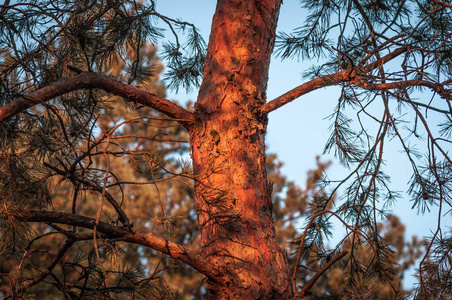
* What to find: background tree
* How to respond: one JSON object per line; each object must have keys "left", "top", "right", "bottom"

{"left": 1, "top": 0, "right": 451, "bottom": 299}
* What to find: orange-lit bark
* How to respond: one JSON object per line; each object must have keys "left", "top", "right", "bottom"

{"left": 0, "top": 72, "right": 194, "bottom": 125}
{"left": 3, "top": 0, "right": 452, "bottom": 298}
{"left": 190, "top": 1, "right": 289, "bottom": 298}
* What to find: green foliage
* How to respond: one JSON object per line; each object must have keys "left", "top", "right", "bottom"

{"left": 414, "top": 234, "right": 452, "bottom": 299}
{"left": 275, "top": 1, "right": 452, "bottom": 297}
{"left": 0, "top": 0, "right": 206, "bottom": 95}
{"left": 0, "top": 0, "right": 451, "bottom": 299}
{"left": 161, "top": 25, "right": 207, "bottom": 92}
{"left": 0, "top": 8, "right": 195, "bottom": 294}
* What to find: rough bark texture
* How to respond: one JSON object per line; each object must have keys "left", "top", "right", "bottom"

{"left": 190, "top": 1, "right": 289, "bottom": 298}
{"left": 0, "top": 72, "right": 194, "bottom": 125}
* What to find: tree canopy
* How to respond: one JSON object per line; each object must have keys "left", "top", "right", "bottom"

{"left": 0, "top": 0, "right": 451, "bottom": 299}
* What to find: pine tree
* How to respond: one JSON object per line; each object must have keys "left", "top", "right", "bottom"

{"left": 1, "top": 1, "right": 451, "bottom": 299}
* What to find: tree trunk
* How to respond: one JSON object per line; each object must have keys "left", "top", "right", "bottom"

{"left": 190, "top": 1, "right": 289, "bottom": 299}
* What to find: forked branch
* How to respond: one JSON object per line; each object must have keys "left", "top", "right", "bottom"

{"left": 260, "top": 46, "right": 451, "bottom": 115}
{"left": 0, "top": 72, "right": 195, "bottom": 126}
{"left": 18, "top": 239, "right": 75, "bottom": 294}
{"left": 43, "top": 162, "right": 131, "bottom": 229}
{"left": 16, "top": 210, "right": 225, "bottom": 284}
{"left": 354, "top": 79, "right": 452, "bottom": 100}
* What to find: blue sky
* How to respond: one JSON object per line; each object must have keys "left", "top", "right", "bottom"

{"left": 155, "top": 1, "right": 342, "bottom": 187}
{"left": 154, "top": 0, "right": 451, "bottom": 289}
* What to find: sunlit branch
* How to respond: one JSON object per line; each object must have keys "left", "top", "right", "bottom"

{"left": 261, "top": 69, "right": 352, "bottom": 115}
{"left": 354, "top": 80, "right": 452, "bottom": 101}
{"left": 261, "top": 47, "right": 409, "bottom": 114}
{"left": 109, "top": 135, "right": 189, "bottom": 143}
{"left": 0, "top": 72, "right": 195, "bottom": 126}
{"left": 432, "top": 0, "right": 452, "bottom": 8}
{"left": 16, "top": 210, "right": 226, "bottom": 284}
{"left": 106, "top": 174, "right": 182, "bottom": 187}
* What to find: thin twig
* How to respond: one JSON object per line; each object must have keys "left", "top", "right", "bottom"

{"left": 296, "top": 250, "right": 349, "bottom": 298}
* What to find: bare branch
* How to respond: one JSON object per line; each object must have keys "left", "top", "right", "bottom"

{"left": 43, "top": 162, "right": 131, "bottom": 228}
{"left": 0, "top": 72, "right": 195, "bottom": 126}
{"left": 353, "top": 80, "right": 452, "bottom": 100}
{"left": 295, "top": 250, "right": 349, "bottom": 298}
{"left": 260, "top": 69, "right": 351, "bottom": 115}
{"left": 261, "top": 47, "right": 409, "bottom": 114}
{"left": 432, "top": 0, "right": 452, "bottom": 8}
{"left": 16, "top": 210, "right": 226, "bottom": 284}
{"left": 19, "top": 239, "right": 75, "bottom": 293}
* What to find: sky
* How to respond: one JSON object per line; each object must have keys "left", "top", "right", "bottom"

{"left": 154, "top": 0, "right": 451, "bottom": 289}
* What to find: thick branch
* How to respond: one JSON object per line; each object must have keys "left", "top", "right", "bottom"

{"left": 261, "top": 69, "right": 351, "bottom": 115}
{"left": 261, "top": 46, "right": 409, "bottom": 114}
{"left": 0, "top": 72, "right": 194, "bottom": 126}
{"left": 16, "top": 210, "right": 225, "bottom": 284}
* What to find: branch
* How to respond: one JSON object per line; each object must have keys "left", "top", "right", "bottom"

{"left": 19, "top": 239, "right": 75, "bottom": 293}
{"left": 16, "top": 210, "right": 225, "bottom": 284}
{"left": 261, "top": 46, "right": 409, "bottom": 114}
{"left": 43, "top": 162, "right": 131, "bottom": 229}
{"left": 0, "top": 72, "right": 194, "bottom": 126}
{"left": 260, "top": 69, "right": 351, "bottom": 115}
{"left": 295, "top": 250, "right": 349, "bottom": 299}
{"left": 432, "top": 0, "right": 452, "bottom": 8}
{"left": 353, "top": 79, "right": 452, "bottom": 100}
